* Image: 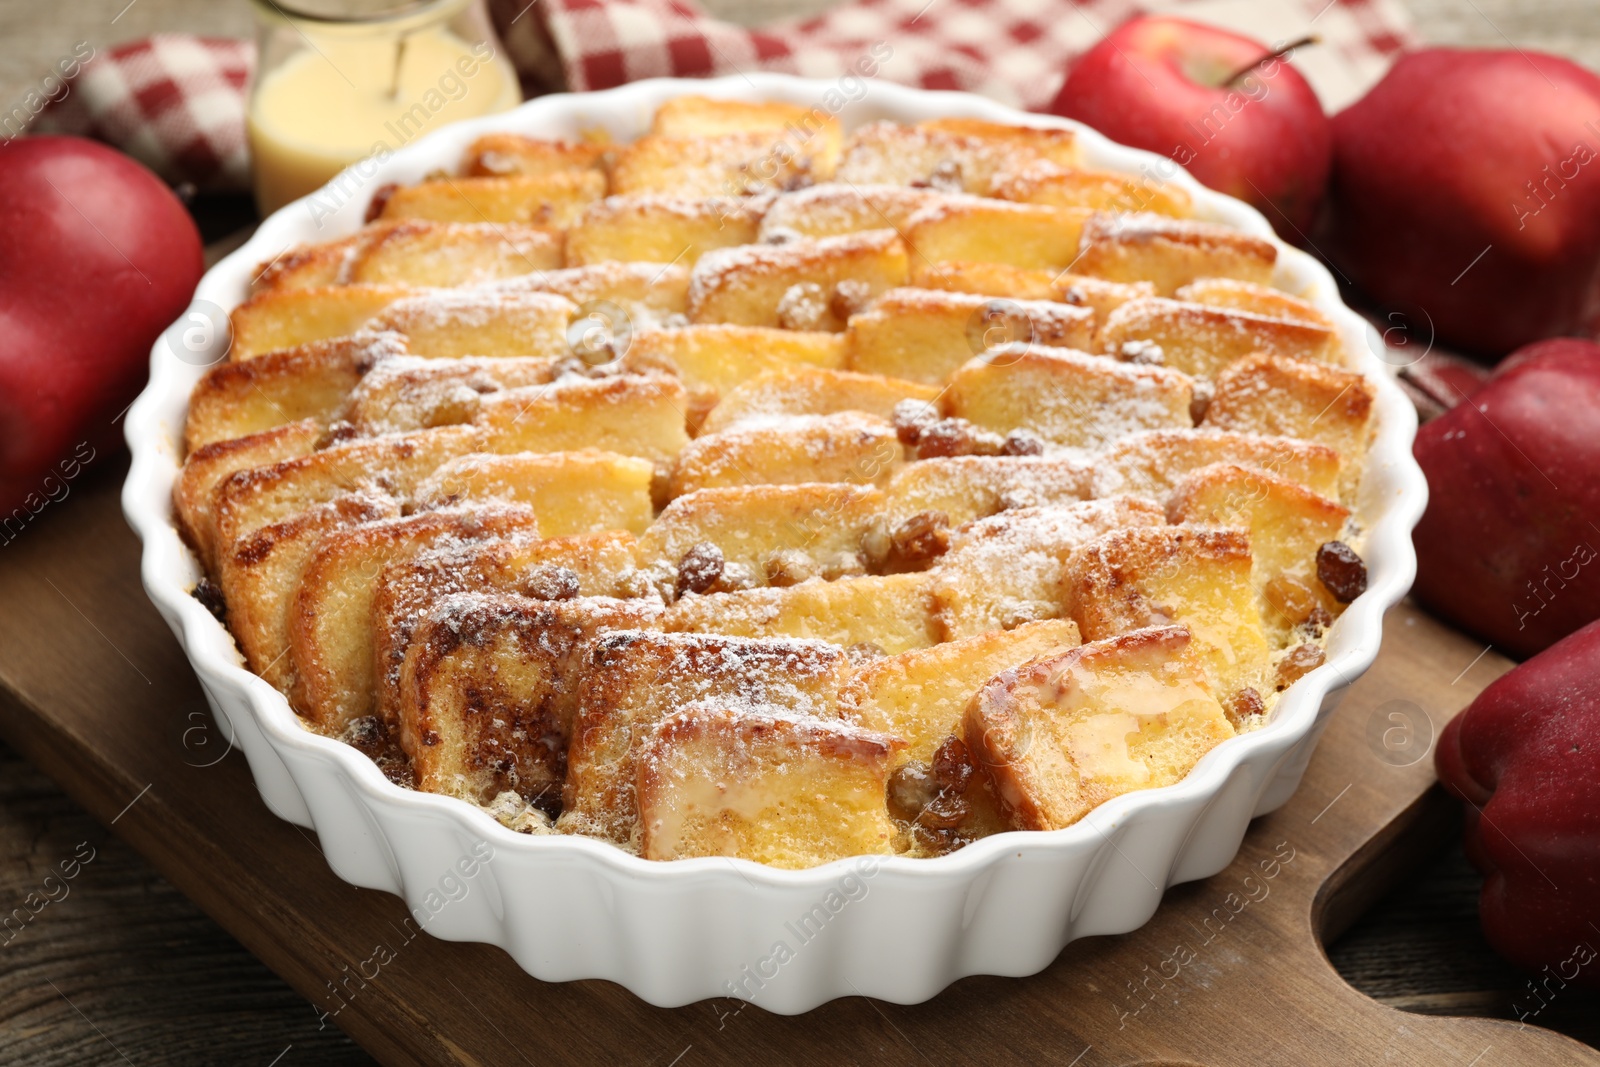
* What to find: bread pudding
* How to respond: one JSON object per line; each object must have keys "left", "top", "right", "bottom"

{"left": 178, "top": 96, "right": 1374, "bottom": 869}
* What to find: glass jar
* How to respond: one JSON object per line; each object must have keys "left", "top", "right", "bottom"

{"left": 245, "top": 0, "right": 522, "bottom": 215}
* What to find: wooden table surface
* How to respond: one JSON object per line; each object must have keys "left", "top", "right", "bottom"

{"left": 3, "top": 1, "right": 1599, "bottom": 1063}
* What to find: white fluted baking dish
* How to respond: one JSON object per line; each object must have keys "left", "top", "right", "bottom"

{"left": 123, "top": 73, "right": 1426, "bottom": 1013}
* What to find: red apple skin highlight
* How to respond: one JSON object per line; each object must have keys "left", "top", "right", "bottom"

{"left": 1049, "top": 16, "right": 1331, "bottom": 236}
{"left": 1325, "top": 48, "right": 1600, "bottom": 356}
{"left": 1410, "top": 339, "right": 1600, "bottom": 660}
{"left": 0, "top": 136, "right": 202, "bottom": 515}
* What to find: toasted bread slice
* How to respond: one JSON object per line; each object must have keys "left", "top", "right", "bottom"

{"left": 652, "top": 98, "right": 843, "bottom": 170}
{"left": 493, "top": 262, "right": 692, "bottom": 324}
{"left": 340, "top": 355, "right": 560, "bottom": 434}
{"left": 1074, "top": 213, "right": 1277, "bottom": 294}
{"left": 664, "top": 572, "right": 938, "bottom": 654}
{"left": 1203, "top": 353, "right": 1375, "bottom": 499}
{"left": 1099, "top": 297, "right": 1338, "bottom": 380}
{"left": 699, "top": 367, "right": 939, "bottom": 434}
{"left": 1173, "top": 278, "right": 1333, "bottom": 330}
{"left": 185, "top": 332, "right": 403, "bottom": 453}
{"left": 944, "top": 345, "right": 1194, "bottom": 450}
{"left": 621, "top": 325, "right": 846, "bottom": 428}
{"left": 218, "top": 493, "right": 400, "bottom": 693}
{"left": 912, "top": 262, "right": 1156, "bottom": 328}
{"left": 364, "top": 289, "right": 576, "bottom": 359}
{"left": 1167, "top": 463, "right": 1351, "bottom": 637}
{"left": 399, "top": 592, "right": 664, "bottom": 805}
{"left": 964, "top": 626, "right": 1234, "bottom": 830}
{"left": 669, "top": 413, "right": 902, "bottom": 496}
{"left": 211, "top": 426, "right": 479, "bottom": 553}
{"left": 758, "top": 183, "right": 949, "bottom": 240}
{"left": 230, "top": 284, "right": 416, "bottom": 360}
{"left": 921, "top": 267, "right": 1136, "bottom": 332}
{"left": 377, "top": 171, "right": 606, "bottom": 226}
{"left": 912, "top": 259, "right": 1064, "bottom": 301}
{"left": 905, "top": 199, "right": 1092, "bottom": 271}
{"left": 688, "top": 231, "right": 910, "bottom": 331}
{"left": 472, "top": 374, "right": 689, "bottom": 468}
{"left": 343, "top": 220, "right": 564, "bottom": 287}
{"left": 638, "top": 483, "right": 886, "bottom": 592}
{"left": 174, "top": 420, "right": 324, "bottom": 573}
{"left": 883, "top": 454, "right": 1091, "bottom": 528}
{"left": 567, "top": 195, "right": 765, "bottom": 267}
{"left": 612, "top": 131, "right": 832, "bottom": 197}
{"left": 842, "top": 618, "right": 1081, "bottom": 766}
{"left": 1089, "top": 428, "right": 1342, "bottom": 503}
{"left": 636, "top": 708, "right": 901, "bottom": 866}
{"left": 931, "top": 498, "right": 1166, "bottom": 640}
{"left": 920, "top": 118, "right": 1080, "bottom": 164}
{"left": 1062, "top": 524, "right": 1271, "bottom": 699}
{"left": 845, "top": 288, "right": 1095, "bottom": 386}
{"left": 250, "top": 233, "right": 363, "bottom": 293}
{"left": 415, "top": 450, "right": 655, "bottom": 535}
{"left": 836, "top": 120, "right": 1077, "bottom": 194}
{"left": 990, "top": 161, "right": 1193, "bottom": 217}
{"left": 372, "top": 529, "right": 643, "bottom": 731}
{"left": 460, "top": 133, "right": 609, "bottom": 177}
{"left": 561, "top": 630, "right": 849, "bottom": 845}
{"left": 289, "top": 505, "right": 540, "bottom": 730}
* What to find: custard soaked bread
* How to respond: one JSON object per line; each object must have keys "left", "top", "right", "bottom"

{"left": 177, "top": 94, "right": 1377, "bottom": 865}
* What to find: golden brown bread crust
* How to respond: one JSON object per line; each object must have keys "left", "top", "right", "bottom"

{"left": 289, "top": 505, "right": 541, "bottom": 732}
{"left": 1073, "top": 212, "right": 1277, "bottom": 295}
{"left": 174, "top": 420, "right": 323, "bottom": 573}
{"left": 1204, "top": 352, "right": 1376, "bottom": 500}
{"left": 636, "top": 708, "right": 902, "bottom": 867}
{"left": 218, "top": 492, "right": 401, "bottom": 694}
{"left": 184, "top": 332, "right": 404, "bottom": 454}
{"left": 398, "top": 593, "right": 663, "bottom": 807}
{"left": 460, "top": 133, "right": 610, "bottom": 178}
{"left": 561, "top": 631, "right": 849, "bottom": 848}
{"left": 370, "top": 529, "right": 645, "bottom": 733}
{"left": 1062, "top": 524, "right": 1272, "bottom": 701}
{"left": 963, "top": 626, "right": 1234, "bottom": 830}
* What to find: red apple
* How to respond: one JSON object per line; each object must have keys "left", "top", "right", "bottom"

{"left": 1325, "top": 49, "right": 1600, "bottom": 356}
{"left": 1435, "top": 618, "right": 1600, "bottom": 988}
{"left": 1049, "top": 16, "right": 1331, "bottom": 236}
{"left": 0, "top": 136, "right": 201, "bottom": 520}
{"left": 1411, "top": 338, "right": 1600, "bottom": 659}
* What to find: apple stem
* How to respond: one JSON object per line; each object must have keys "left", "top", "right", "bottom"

{"left": 1222, "top": 34, "right": 1319, "bottom": 87}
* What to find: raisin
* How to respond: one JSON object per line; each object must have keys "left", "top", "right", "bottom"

{"left": 675, "top": 541, "right": 725, "bottom": 597}
{"left": 364, "top": 182, "right": 399, "bottom": 223}
{"left": 829, "top": 279, "right": 874, "bottom": 322}
{"left": 892, "top": 511, "right": 951, "bottom": 563}
{"left": 525, "top": 565, "right": 580, "bottom": 601}
{"left": 764, "top": 549, "right": 818, "bottom": 588}
{"left": 192, "top": 578, "right": 227, "bottom": 623}
{"left": 1275, "top": 642, "right": 1325, "bottom": 689}
{"left": 1316, "top": 541, "right": 1367, "bottom": 603}
{"left": 886, "top": 762, "right": 939, "bottom": 823}
{"left": 1226, "top": 687, "right": 1265, "bottom": 730}
{"left": 1001, "top": 429, "right": 1045, "bottom": 456}
{"left": 892, "top": 398, "right": 938, "bottom": 447}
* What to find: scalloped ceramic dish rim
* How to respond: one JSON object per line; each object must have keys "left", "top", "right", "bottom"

{"left": 123, "top": 73, "right": 1426, "bottom": 891}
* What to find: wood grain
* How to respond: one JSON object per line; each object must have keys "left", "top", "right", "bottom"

{"left": 3, "top": 454, "right": 1599, "bottom": 1067}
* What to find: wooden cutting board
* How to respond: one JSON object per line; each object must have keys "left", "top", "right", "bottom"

{"left": 0, "top": 458, "right": 1593, "bottom": 1067}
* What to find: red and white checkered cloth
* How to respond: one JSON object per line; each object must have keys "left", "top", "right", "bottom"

{"left": 32, "top": 0, "right": 1413, "bottom": 192}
